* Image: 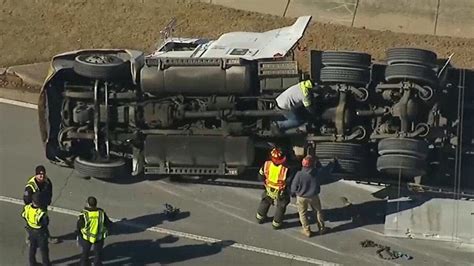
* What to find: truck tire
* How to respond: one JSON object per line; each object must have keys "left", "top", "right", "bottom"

{"left": 315, "top": 142, "right": 367, "bottom": 159}
{"left": 376, "top": 154, "right": 426, "bottom": 178}
{"left": 320, "top": 67, "right": 370, "bottom": 86}
{"left": 73, "top": 53, "right": 128, "bottom": 80}
{"left": 74, "top": 157, "right": 127, "bottom": 179}
{"left": 319, "top": 158, "right": 366, "bottom": 178}
{"left": 386, "top": 48, "right": 437, "bottom": 68}
{"left": 385, "top": 63, "right": 438, "bottom": 87}
{"left": 321, "top": 51, "right": 372, "bottom": 68}
{"left": 378, "top": 138, "right": 429, "bottom": 159}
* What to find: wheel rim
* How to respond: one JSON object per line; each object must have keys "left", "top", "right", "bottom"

{"left": 81, "top": 55, "right": 118, "bottom": 65}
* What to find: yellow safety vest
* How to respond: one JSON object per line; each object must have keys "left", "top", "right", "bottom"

{"left": 25, "top": 176, "right": 50, "bottom": 193}
{"left": 80, "top": 209, "right": 108, "bottom": 243}
{"left": 260, "top": 161, "right": 288, "bottom": 199}
{"left": 22, "top": 204, "right": 46, "bottom": 229}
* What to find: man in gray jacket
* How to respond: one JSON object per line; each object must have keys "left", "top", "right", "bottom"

{"left": 272, "top": 80, "right": 316, "bottom": 133}
{"left": 291, "top": 155, "right": 336, "bottom": 237}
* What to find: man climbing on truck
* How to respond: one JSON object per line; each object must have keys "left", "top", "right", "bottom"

{"left": 272, "top": 79, "right": 316, "bottom": 134}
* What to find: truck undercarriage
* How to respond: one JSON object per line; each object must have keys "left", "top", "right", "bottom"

{"left": 38, "top": 14, "right": 473, "bottom": 193}
{"left": 38, "top": 47, "right": 473, "bottom": 195}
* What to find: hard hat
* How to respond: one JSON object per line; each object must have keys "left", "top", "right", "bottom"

{"left": 302, "top": 155, "right": 313, "bottom": 168}
{"left": 270, "top": 148, "right": 286, "bottom": 165}
{"left": 303, "top": 80, "right": 313, "bottom": 89}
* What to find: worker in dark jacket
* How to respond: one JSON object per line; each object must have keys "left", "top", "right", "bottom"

{"left": 22, "top": 193, "right": 51, "bottom": 266}
{"left": 24, "top": 165, "right": 58, "bottom": 244}
{"left": 291, "top": 155, "right": 336, "bottom": 237}
{"left": 77, "top": 196, "right": 112, "bottom": 266}
{"left": 256, "top": 148, "right": 294, "bottom": 229}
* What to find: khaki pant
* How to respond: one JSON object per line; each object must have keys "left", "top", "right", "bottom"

{"left": 296, "top": 195, "right": 325, "bottom": 231}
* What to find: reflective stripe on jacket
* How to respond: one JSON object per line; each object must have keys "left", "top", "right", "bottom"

{"left": 22, "top": 204, "right": 46, "bottom": 229}
{"left": 80, "top": 209, "right": 108, "bottom": 243}
{"left": 25, "top": 176, "right": 39, "bottom": 192}
{"left": 25, "top": 176, "right": 51, "bottom": 193}
{"left": 260, "top": 161, "right": 288, "bottom": 199}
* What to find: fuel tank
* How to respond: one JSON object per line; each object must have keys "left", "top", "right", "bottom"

{"left": 140, "top": 58, "right": 256, "bottom": 95}
{"left": 144, "top": 135, "right": 255, "bottom": 166}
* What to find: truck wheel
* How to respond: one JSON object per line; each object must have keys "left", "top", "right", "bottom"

{"left": 378, "top": 138, "right": 429, "bottom": 159}
{"left": 321, "top": 51, "right": 372, "bottom": 68}
{"left": 385, "top": 63, "right": 438, "bottom": 87}
{"left": 73, "top": 53, "right": 128, "bottom": 80}
{"left": 320, "top": 67, "right": 370, "bottom": 86}
{"left": 315, "top": 142, "right": 367, "bottom": 159}
{"left": 74, "top": 157, "right": 128, "bottom": 179}
{"left": 376, "top": 154, "right": 426, "bottom": 178}
{"left": 319, "top": 158, "right": 366, "bottom": 178}
{"left": 386, "top": 48, "right": 437, "bottom": 68}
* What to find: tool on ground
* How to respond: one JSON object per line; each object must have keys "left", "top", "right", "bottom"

{"left": 164, "top": 203, "right": 180, "bottom": 220}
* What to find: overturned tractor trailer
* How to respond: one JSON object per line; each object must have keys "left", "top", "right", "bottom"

{"left": 38, "top": 16, "right": 474, "bottom": 194}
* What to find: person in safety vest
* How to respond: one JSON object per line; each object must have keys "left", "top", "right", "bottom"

{"left": 291, "top": 155, "right": 336, "bottom": 237}
{"left": 272, "top": 79, "right": 317, "bottom": 133}
{"left": 256, "top": 147, "right": 294, "bottom": 229}
{"left": 22, "top": 192, "right": 51, "bottom": 266}
{"left": 23, "top": 165, "right": 58, "bottom": 244}
{"left": 24, "top": 165, "right": 53, "bottom": 208}
{"left": 77, "top": 196, "right": 112, "bottom": 266}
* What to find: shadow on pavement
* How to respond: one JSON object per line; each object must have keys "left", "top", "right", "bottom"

{"left": 281, "top": 189, "right": 432, "bottom": 234}
{"left": 111, "top": 211, "right": 191, "bottom": 236}
{"left": 52, "top": 236, "right": 235, "bottom": 265}
{"left": 323, "top": 195, "right": 431, "bottom": 235}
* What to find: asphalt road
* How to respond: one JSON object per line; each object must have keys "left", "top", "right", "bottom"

{"left": 0, "top": 101, "right": 473, "bottom": 265}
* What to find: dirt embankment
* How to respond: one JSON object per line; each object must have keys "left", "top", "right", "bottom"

{"left": 1, "top": 0, "right": 473, "bottom": 70}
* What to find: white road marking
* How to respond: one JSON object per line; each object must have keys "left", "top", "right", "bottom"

{"left": 0, "top": 98, "right": 38, "bottom": 109}
{"left": 153, "top": 181, "right": 363, "bottom": 257}
{"left": 0, "top": 195, "right": 337, "bottom": 265}
{"left": 283, "top": 232, "right": 345, "bottom": 255}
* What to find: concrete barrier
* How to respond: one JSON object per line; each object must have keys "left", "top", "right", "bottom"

{"left": 436, "top": 0, "right": 474, "bottom": 38}
{"left": 353, "top": 0, "right": 438, "bottom": 35}
{"left": 286, "top": 0, "right": 357, "bottom": 26}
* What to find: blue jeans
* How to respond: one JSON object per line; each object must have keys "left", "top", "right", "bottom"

{"left": 277, "top": 109, "right": 304, "bottom": 130}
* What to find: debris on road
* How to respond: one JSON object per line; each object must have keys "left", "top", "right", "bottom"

{"left": 164, "top": 203, "right": 180, "bottom": 220}
{"left": 360, "top": 239, "right": 413, "bottom": 260}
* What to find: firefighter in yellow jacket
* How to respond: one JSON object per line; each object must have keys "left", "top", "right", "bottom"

{"left": 22, "top": 193, "right": 51, "bottom": 266}
{"left": 77, "top": 196, "right": 112, "bottom": 266}
{"left": 256, "top": 148, "right": 294, "bottom": 229}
